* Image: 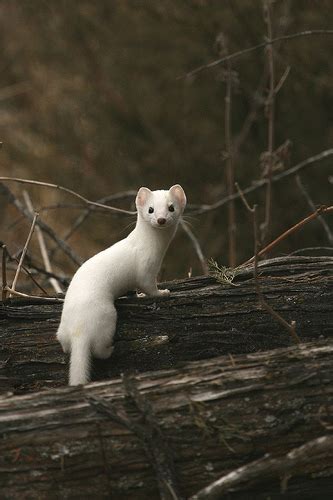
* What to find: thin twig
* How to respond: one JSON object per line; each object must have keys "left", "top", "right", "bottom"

{"left": 274, "top": 65, "right": 291, "bottom": 94}
{"left": 295, "top": 176, "right": 333, "bottom": 245}
{"left": 89, "top": 376, "right": 184, "bottom": 500}
{"left": 14, "top": 259, "right": 49, "bottom": 295}
{"left": 0, "top": 176, "right": 136, "bottom": 215}
{"left": 10, "top": 212, "right": 39, "bottom": 296}
{"left": 180, "top": 220, "right": 208, "bottom": 275}
{"left": 49, "top": 190, "right": 137, "bottom": 259}
{"left": 122, "top": 375, "right": 183, "bottom": 500}
{"left": 22, "top": 256, "right": 70, "bottom": 286}
{"left": 191, "top": 149, "right": 333, "bottom": 215}
{"left": 0, "top": 243, "right": 49, "bottom": 295}
{"left": 289, "top": 246, "right": 333, "bottom": 256}
{"left": 236, "top": 183, "right": 300, "bottom": 344}
{"left": 182, "top": 30, "right": 333, "bottom": 79}
{"left": 234, "top": 182, "right": 253, "bottom": 212}
{"left": 23, "top": 191, "right": 63, "bottom": 294}
{"left": 0, "top": 182, "right": 83, "bottom": 266}
{"left": 244, "top": 206, "right": 333, "bottom": 265}
{"left": 223, "top": 36, "right": 237, "bottom": 267}
{"left": 1, "top": 245, "right": 8, "bottom": 301}
{"left": 4, "top": 286, "right": 63, "bottom": 302}
{"left": 262, "top": 0, "right": 275, "bottom": 244}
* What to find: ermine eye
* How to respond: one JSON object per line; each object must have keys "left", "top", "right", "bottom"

{"left": 168, "top": 204, "right": 175, "bottom": 212}
{"left": 148, "top": 207, "right": 154, "bottom": 214}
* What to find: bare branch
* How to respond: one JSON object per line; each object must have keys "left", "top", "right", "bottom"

{"left": 0, "top": 182, "right": 83, "bottom": 266}
{"left": 1, "top": 243, "right": 49, "bottom": 296}
{"left": 10, "top": 211, "right": 39, "bottom": 296}
{"left": 289, "top": 246, "right": 333, "bottom": 256}
{"left": 262, "top": 0, "right": 275, "bottom": 244}
{"left": 50, "top": 190, "right": 137, "bottom": 259}
{"left": 180, "top": 220, "right": 208, "bottom": 275}
{"left": 0, "top": 176, "right": 136, "bottom": 216}
{"left": 234, "top": 182, "right": 253, "bottom": 212}
{"left": 223, "top": 37, "right": 237, "bottom": 267}
{"left": 89, "top": 376, "right": 184, "bottom": 500}
{"left": 192, "top": 148, "right": 333, "bottom": 215}
{"left": 1, "top": 245, "right": 8, "bottom": 301}
{"left": 274, "top": 65, "right": 291, "bottom": 94}
{"left": 236, "top": 183, "right": 300, "bottom": 344}
{"left": 244, "top": 206, "right": 333, "bottom": 265}
{"left": 295, "top": 175, "right": 333, "bottom": 245}
{"left": 23, "top": 191, "right": 63, "bottom": 294}
{"left": 182, "top": 30, "right": 333, "bottom": 79}
{"left": 4, "top": 286, "right": 63, "bottom": 302}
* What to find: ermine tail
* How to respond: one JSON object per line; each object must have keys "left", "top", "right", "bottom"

{"left": 69, "top": 338, "right": 91, "bottom": 386}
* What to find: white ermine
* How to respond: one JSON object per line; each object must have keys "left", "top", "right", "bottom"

{"left": 56, "top": 184, "right": 187, "bottom": 385}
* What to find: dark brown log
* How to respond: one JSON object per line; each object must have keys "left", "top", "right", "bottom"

{"left": 190, "top": 435, "right": 333, "bottom": 500}
{"left": 0, "top": 341, "right": 332, "bottom": 499}
{"left": 0, "top": 256, "right": 332, "bottom": 393}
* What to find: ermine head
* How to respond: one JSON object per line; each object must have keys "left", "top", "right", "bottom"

{"left": 135, "top": 184, "right": 186, "bottom": 229}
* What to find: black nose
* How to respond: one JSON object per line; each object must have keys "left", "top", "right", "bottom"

{"left": 157, "top": 218, "right": 166, "bottom": 225}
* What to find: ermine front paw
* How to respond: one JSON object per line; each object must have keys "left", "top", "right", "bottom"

{"left": 158, "top": 288, "right": 170, "bottom": 297}
{"left": 137, "top": 292, "right": 147, "bottom": 298}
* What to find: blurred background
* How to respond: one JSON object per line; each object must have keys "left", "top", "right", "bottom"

{"left": 0, "top": 0, "right": 332, "bottom": 290}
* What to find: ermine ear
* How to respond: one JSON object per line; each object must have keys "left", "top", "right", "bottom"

{"left": 169, "top": 184, "right": 187, "bottom": 210}
{"left": 136, "top": 187, "right": 151, "bottom": 208}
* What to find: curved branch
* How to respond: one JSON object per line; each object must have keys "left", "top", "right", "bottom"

{"left": 0, "top": 176, "right": 136, "bottom": 216}
{"left": 191, "top": 149, "right": 333, "bottom": 215}
{"left": 182, "top": 30, "right": 333, "bottom": 79}
{"left": 191, "top": 435, "right": 333, "bottom": 500}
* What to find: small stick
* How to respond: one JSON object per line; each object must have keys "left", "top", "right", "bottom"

{"left": 290, "top": 246, "right": 333, "bottom": 256}
{"left": 233, "top": 70, "right": 268, "bottom": 155}
{"left": 180, "top": 220, "right": 208, "bottom": 275}
{"left": 236, "top": 183, "right": 300, "bottom": 344}
{"left": 10, "top": 212, "right": 39, "bottom": 296}
{"left": 49, "top": 191, "right": 136, "bottom": 260}
{"left": 1, "top": 244, "right": 49, "bottom": 295}
{"left": 219, "top": 33, "right": 237, "bottom": 267}
{"left": 182, "top": 30, "right": 333, "bottom": 80}
{"left": 244, "top": 206, "right": 333, "bottom": 265}
{"left": 15, "top": 260, "right": 49, "bottom": 295}
{"left": 23, "top": 191, "right": 63, "bottom": 294}
{"left": 262, "top": 0, "right": 275, "bottom": 245}
{"left": 192, "top": 148, "right": 333, "bottom": 215}
{"left": 274, "top": 65, "right": 290, "bottom": 94}
{"left": 0, "top": 182, "right": 83, "bottom": 266}
{"left": 2, "top": 245, "right": 8, "bottom": 301}
{"left": 61, "top": 190, "right": 137, "bottom": 242}
{"left": 0, "top": 176, "right": 136, "bottom": 216}
{"left": 5, "top": 286, "right": 63, "bottom": 302}
{"left": 295, "top": 175, "right": 333, "bottom": 245}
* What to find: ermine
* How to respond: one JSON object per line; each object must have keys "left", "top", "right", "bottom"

{"left": 56, "top": 184, "right": 186, "bottom": 385}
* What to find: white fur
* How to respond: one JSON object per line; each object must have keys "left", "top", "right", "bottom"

{"left": 56, "top": 184, "right": 186, "bottom": 385}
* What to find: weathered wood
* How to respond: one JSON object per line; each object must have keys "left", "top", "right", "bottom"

{"left": 190, "top": 435, "right": 333, "bottom": 500}
{"left": 0, "top": 256, "right": 332, "bottom": 393}
{"left": 0, "top": 341, "right": 332, "bottom": 499}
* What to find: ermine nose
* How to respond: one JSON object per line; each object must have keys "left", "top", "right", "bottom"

{"left": 157, "top": 218, "right": 166, "bottom": 225}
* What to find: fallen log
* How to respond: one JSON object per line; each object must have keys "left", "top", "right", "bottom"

{"left": 0, "top": 341, "right": 332, "bottom": 499}
{"left": 0, "top": 256, "right": 332, "bottom": 393}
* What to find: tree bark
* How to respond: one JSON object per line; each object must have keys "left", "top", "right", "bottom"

{"left": 0, "top": 256, "right": 332, "bottom": 393}
{"left": 0, "top": 341, "right": 332, "bottom": 499}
